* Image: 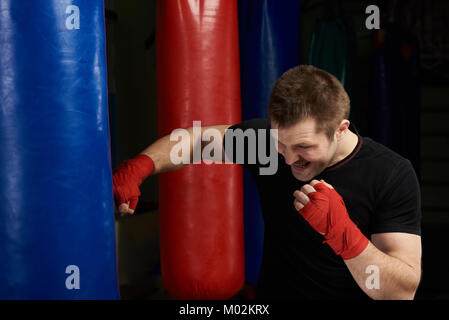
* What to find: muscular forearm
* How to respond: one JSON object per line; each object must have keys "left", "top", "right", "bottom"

{"left": 139, "top": 129, "right": 189, "bottom": 175}
{"left": 114, "top": 125, "right": 230, "bottom": 215}
{"left": 294, "top": 180, "right": 422, "bottom": 300}
{"left": 344, "top": 242, "right": 421, "bottom": 300}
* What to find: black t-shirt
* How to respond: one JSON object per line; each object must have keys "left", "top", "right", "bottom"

{"left": 224, "top": 118, "right": 421, "bottom": 300}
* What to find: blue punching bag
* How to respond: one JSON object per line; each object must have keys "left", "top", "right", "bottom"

{"left": 0, "top": 0, "right": 119, "bottom": 299}
{"left": 238, "top": 0, "right": 301, "bottom": 287}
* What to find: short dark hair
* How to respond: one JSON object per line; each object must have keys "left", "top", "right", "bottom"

{"left": 268, "top": 65, "right": 350, "bottom": 140}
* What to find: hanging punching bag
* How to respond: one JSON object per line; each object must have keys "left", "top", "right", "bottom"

{"left": 156, "top": 0, "right": 244, "bottom": 299}
{"left": 308, "top": 3, "right": 356, "bottom": 101}
{"left": 238, "top": 0, "right": 301, "bottom": 287}
{"left": 0, "top": 0, "right": 119, "bottom": 299}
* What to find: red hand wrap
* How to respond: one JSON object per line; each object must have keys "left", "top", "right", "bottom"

{"left": 298, "top": 183, "right": 369, "bottom": 260}
{"left": 112, "top": 154, "right": 155, "bottom": 210}
{"left": 298, "top": 191, "right": 329, "bottom": 234}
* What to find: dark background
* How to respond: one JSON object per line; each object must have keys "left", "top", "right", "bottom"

{"left": 104, "top": 0, "right": 449, "bottom": 300}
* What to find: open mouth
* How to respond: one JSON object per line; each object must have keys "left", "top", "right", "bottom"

{"left": 293, "top": 159, "right": 311, "bottom": 170}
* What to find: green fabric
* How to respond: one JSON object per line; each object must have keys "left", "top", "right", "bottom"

{"left": 308, "top": 6, "right": 356, "bottom": 100}
{"left": 309, "top": 19, "right": 347, "bottom": 85}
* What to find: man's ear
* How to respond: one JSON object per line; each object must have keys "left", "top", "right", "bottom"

{"left": 336, "top": 119, "right": 350, "bottom": 142}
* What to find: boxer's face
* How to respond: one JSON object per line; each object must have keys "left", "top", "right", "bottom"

{"left": 272, "top": 118, "right": 338, "bottom": 182}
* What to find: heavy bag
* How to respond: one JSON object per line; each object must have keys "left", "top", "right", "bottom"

{"left": 156, "top": 0, "right": 244, "bottom": 299}
{"left": 0, "top": 0, "right": 119, "bottom": 299}
{"left": 238, "top": 0, "right": 301, "bottom": 286}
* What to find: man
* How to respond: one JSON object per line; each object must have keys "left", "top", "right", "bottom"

{"left": 113, "top": 65, "right": 422, "bottom": 300}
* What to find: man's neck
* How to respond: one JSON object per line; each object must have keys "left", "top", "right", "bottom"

{"left": 329, "top": 130, "right": 359, "bottom": 167}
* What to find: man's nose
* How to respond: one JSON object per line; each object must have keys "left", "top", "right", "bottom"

{"left": 283, "top": 149, "right": 298, "bottom": 166}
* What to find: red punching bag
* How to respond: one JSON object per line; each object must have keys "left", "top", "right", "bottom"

{"left": 156, "top": 0, "right": 244, "bottom": 299}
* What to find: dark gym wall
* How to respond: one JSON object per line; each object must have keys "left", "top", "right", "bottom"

{"left": 106, "top": 0, "right": 158, "bottom": 205}
{"left": 105, "top": 0, "right": 162, "bottom": 298}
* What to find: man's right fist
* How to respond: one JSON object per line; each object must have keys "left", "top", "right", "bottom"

{"left": 112, "top": 154, "right": 155, "bottom": 216}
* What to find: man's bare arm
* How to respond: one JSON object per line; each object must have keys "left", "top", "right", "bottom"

{"left": 344, "top": 233, "right": 422, "bottom": 300}
{"left": 117, "top": 124, "right": 231, "bottom": 215}
{"left": 140, "top": 124, "right": 231, "bottom": 174}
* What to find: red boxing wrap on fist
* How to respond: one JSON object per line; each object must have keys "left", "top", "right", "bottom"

{"left": 298, "top": 183, "right": 369, "bottom": 260}
{"left": 113, "top": 154, "right": 155, "bottom": 210}
{"left": 297, "top": 191, "right": 329, "bottom": 234}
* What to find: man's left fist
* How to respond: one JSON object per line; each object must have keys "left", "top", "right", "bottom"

{"left": 294, "top": 179, "right": 369, "bottom": 260}
{"left": 293, "top": 180, "right": 331, "bottom": 235}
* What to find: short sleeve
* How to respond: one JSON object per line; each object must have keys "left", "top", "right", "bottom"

{"left": 370, "top": 159, "right": 422, "bottom": 235}
{"left": 223, "top": 118, "right": 279, "bottom": 176}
